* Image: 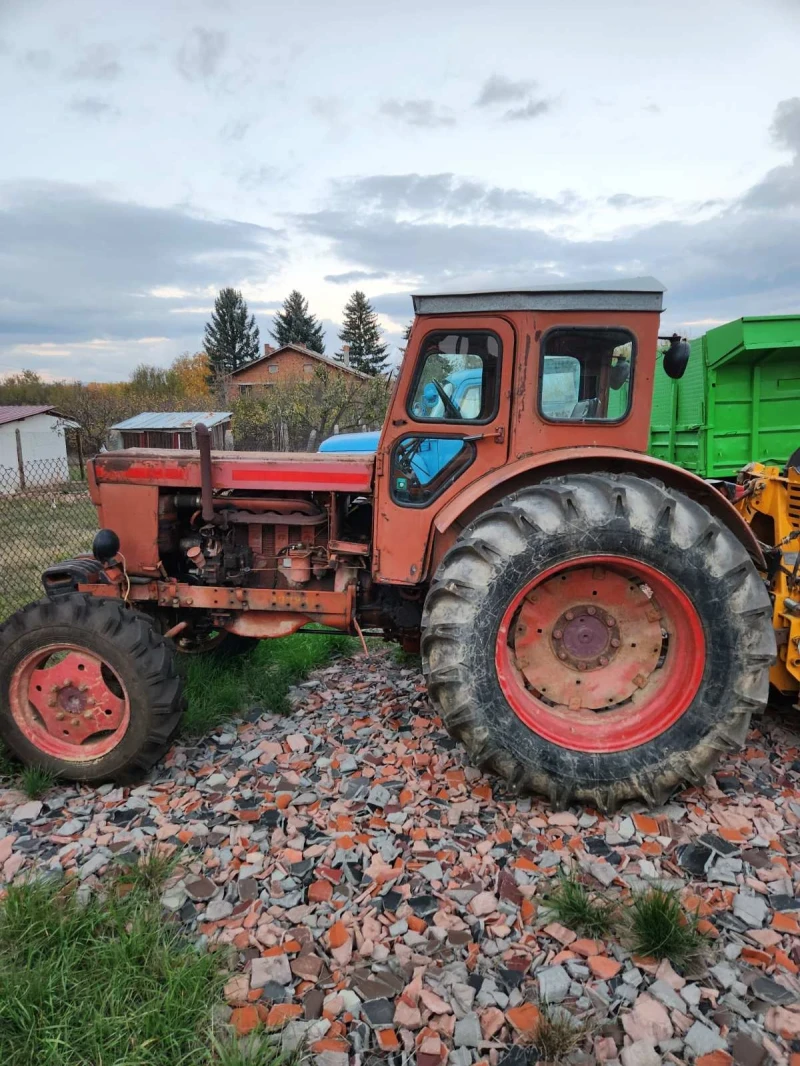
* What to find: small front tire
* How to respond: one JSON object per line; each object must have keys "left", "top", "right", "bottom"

{"left": 0, "top": 595, "right": 184, "bottom": 783}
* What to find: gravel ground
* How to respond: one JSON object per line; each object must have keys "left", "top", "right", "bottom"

{"left": 1, "top": 647, "right": 800, "bottom": 1066}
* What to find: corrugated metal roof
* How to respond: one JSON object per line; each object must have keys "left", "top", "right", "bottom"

{"left": 111, "top": 411, "right": 232, "bottom": 431}
{"left": 0, "top": 405, "right": 57, "bottom": 427}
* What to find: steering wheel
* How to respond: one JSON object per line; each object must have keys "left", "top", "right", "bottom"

{"left": 396, "top": 437, "right": 423, "bottom": 473}
{"left": 432, "top": 379, "right": 462, "bottom": 420}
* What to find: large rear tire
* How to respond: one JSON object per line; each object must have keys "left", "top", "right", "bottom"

{"left": 421, "top": 474, "right": 774, "bottom": 811}
{"left": 0, "top": 595, "right": 184, "bottom": 783}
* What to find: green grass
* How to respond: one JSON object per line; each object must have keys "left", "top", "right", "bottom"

{"left": 0, "top": 487, "right": 96, "bottom": 619}
{"left": 179, "top": 628, "right": 355, "bottom": 736}
{"left": 0, "top": 879, "right": 289, "bottom": 1066}
{"left": 627, "top": 885, "right": 706, "bottom": 965}
{"left": 544, "top": 871, "right": 618, "bottom": 938}
{"left": 533, "top": 1005, "right": 587, "bottom": 1062}
{"left": 19, "top": 765, "right": 55, "bottom": 799}
{"left": 112, "top": 845, "right": 181, "bottom": 896}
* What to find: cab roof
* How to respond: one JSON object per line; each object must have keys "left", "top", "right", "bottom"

{"left": 412, "top": 276, "right": 665, "bottom": 316}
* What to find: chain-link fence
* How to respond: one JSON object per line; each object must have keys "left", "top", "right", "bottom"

{"left": 0, "top": 458, "right": 97, "bottom": 620}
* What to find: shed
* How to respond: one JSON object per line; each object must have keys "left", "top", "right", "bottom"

{"left": 0, "top": 406, "right": 79, "bottom": 492}
{"left": 649, "top": 315, "right": 800, "bottom": 478}
{"left": 110, "top": 412, "right": 232, "bottom": 451}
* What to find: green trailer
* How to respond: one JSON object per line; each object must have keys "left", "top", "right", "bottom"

{"left": 649, "top": 315, "right": 800, "bottom": 478}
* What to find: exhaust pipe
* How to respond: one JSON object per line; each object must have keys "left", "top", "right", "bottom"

{"left": 195, "top": 423, "right": 215, "bottom": 522}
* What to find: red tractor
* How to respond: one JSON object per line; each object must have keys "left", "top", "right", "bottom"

{"left": 0, "top": 279, "right": 775, "bottom": 811}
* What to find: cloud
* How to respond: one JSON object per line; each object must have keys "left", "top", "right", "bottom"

{"left": 238, "top": 164, "right": 279, "bottom": 191}
{"left": 0, "top": 181, "right": 285, "bottom": 377}
{"left": 475, "top": 75, "right": 536, "bottom": 107}
{"left": 771, "top": 97, "right": 800, "bottom": 152}
{"left": 67, "top": 44, "right": 122, "bottom": 83}
{"left": 741, "top": 97, "right": 800, "bottom": 209}
{"left": 220, "top": 119, "right": 250, "bottom": 142}
{"left": 68, "top": 96, "right": 119, "bottom": 119}
{"left": 503, "top": 98, "right": 552, "bottom": 121}
{"left": 474, "top": 74, "right": 553, "bottom": 121}
{"left": 19, "top": 48, "right": 52, "bottom": 72}
{"left": 297, "top": 103, "right": 800, "bottom": 330}
{"left": 324, "top": 270, "right": 390, "bottom": 284}
{"left": 378, "top": 99, "right": 456, "bottom": 128}
{"left": 175, "top": 27, "right": 228, "bottom": 84}
{"left": 606, "top": 193, "right": 666, "bottom": 209}
{"left": 327, "top": 173, "right": 579, "bottom": 220}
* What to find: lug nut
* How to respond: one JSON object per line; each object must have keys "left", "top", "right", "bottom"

{"left": 610, "top": 638, "right": 620, "bottom": 648}
{"left": 599, "top": 656, "right": 609, "bottom": 666}
{"left": 553, "top": 629, "right": 563, "bottom": 639}
{"left": 55, "top": 712, "right": 65, "bottom": 721}
{"left": 71, "top": 718, "right": 81, "bottom": 727}
{"left": 86, "top": 697, "right": 95, "bottom": 707}
{"left": 577, "top": 662, "right": 587, "bottom": 671}
{"left": 605, "top": 617, "right": 615, "bottom": 627}
{"left": 558, "top": 651, "right": 567, "bottom": 660}
{"left": 587, "top": 606, "right": 596, "bottom": 616}
{"left": 83, "top": 710, "right": 93, "bottom": 719}
{"left": 47, "top": 696, "right": 56, "bottom": 707}
{"left": 565, "top": 610, "right": 574, "bottom": 621}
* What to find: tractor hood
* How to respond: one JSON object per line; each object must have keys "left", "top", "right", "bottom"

{"left": 318, "top": 430, "right": 380, "bottom": 454}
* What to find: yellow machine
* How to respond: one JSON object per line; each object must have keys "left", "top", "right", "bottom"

{"left": 736, "top": 460, "right": 800, "bottom": 700}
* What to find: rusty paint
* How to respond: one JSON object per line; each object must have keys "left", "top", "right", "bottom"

{"left": 94, "top": 451, "right": 374, "bottom": 494}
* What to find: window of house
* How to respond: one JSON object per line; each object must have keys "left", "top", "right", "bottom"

{"left": 269, "top": 364, "right": 279, "bottom": 374}
{"left": 239, "top": 384, "right": 253, "bottom": 396}
{"left": 408, "top": 332, "right": 500, "bottom": 424}
{"left": 539, "top": 328, "right": 635, "bottom": 422}
{"left": 304, "top": 363, "right": 314, "bottom": 374}
{"left": 121, "top": 432, "right": 143, "bottom": 449}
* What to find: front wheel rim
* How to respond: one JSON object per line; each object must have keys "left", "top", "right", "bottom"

{"left": 495, "top": 555, "right": 705, "bottom": 754}
{"left": 10, "top": 643, "right": 131, "bottom": 761}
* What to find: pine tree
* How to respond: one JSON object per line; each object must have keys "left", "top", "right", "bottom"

{"left": 270, "top": 290, "right": 326, "bottom": 353}
{"left": 336, "top": 291, "right": 389, "bottom": 375}
{"left": 204, "top": 288, "right": 260, "bottom": 380}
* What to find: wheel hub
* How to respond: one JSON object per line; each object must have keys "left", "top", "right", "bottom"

{"left": 496, "top": 555, "right": 705, "bottom": 753}
{"left": 10, "top": 645, "right": 130, "bottom": 760}
{"left": 510, "top": 564, "right": 666, "bottom": 711}
{"left": 552, "top": 604, "right": 620, "bottom": 669}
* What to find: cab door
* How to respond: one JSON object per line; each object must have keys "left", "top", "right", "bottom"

{"left": 373, "top": 316, "right": 514, "bottom": 584}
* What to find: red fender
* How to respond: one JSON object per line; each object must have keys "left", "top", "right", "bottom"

{"left": 431, "top": 447, "right": 764, "bottom": 574}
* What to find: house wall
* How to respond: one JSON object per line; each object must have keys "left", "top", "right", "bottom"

{"left": 0, "top": 413, "right": 70, "bottom": 492}
{"left": 231, "top": 349, "right": 320, "bottom": 394}
{"left": 115, "top": 424, "right": 229, "bottom": 450}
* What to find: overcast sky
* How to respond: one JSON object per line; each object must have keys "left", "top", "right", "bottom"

{"left": 1, "top": 0, "right": 799, "bottom": 382}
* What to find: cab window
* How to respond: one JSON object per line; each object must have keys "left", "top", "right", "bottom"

{"left": 408, "top": 331, "right": 500, "bottom": 423}
{"left": 539, "top": 328, "right": 634, "bottom": 422}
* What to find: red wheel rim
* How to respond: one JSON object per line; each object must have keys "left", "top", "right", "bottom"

{"left": 10, "top": 643, "right": 131, "bottom": 761}
{"left": 495, "top": 555, "right": 705, "bottom": 754}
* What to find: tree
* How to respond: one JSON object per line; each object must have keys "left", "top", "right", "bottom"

{"left": 0, "top": 369, "right": 51, "bottom": 404}
{"left": 171, "top": 352, "right": 212, "bottom": 401}
{"left": 270, "top": 290, "right": 325, "bottom": 354}
{"left": 336, "top": 291, "right": 389, "bottom": 375}
{"left": 232, "top": 366, "right": 391, "bottom": 452}
{"left": 204, "top": 288, "right": 260, "bottom": 381}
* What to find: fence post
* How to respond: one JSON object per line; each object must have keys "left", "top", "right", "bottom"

{"left": 76, "top": 433, "right": 84, "bottom": 480}
{"left": 15, "top": 429, "right": 25, "bottom": 491}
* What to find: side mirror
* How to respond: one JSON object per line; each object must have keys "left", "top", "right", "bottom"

{"left": 662, "top": 334, "right": 690, "bottom": 380}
